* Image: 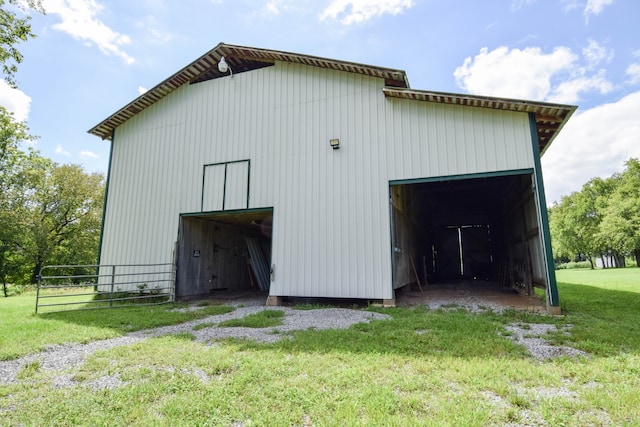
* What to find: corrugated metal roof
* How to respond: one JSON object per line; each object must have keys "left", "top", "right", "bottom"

{"left": 88, "top": 43, "right": 576, "bottom": 153}
{"left": 382, "top": 88, "right": 576, "bottom": 154}
{"left": 88, "top": 43, "right": 410, "bottom": 140}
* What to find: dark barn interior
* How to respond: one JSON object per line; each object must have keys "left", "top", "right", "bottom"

{"left": 390, "top": 172, "right": 548, "bottom": 298}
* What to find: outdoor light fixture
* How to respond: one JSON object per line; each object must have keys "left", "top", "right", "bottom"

{"left": 218, "top": 56, "right": 233, "bottom": 78}
{"left": 330, "top": 138, "right": 340, "bottom": 149}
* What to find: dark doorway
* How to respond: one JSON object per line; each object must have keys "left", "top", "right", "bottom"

{"left": 390, "top": 172, "right": 546, "bottom": 295}
{"left": 175, "top": 209, "right": 273, "bottom": 299}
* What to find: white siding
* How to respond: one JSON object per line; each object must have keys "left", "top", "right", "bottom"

{"left": 202, "top": 164, "right": 225, "bottom": 211}
{"left": 100, "top": 61, "right": 535, "bottom": 299}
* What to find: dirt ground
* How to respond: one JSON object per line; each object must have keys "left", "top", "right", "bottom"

{"left": 395, "top": 280, "right": 546, "bottom": 313}
{"left": 207, "top": 280, "right": 547, "bottom": 313}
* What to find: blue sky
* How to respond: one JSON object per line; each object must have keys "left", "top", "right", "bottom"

{"left": 1, "top": 0, "right": 639, "bottom": 204}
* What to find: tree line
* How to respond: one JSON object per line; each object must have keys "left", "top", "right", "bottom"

{"left": 1, "top": 0, "right": 105, "bottom": 295}
{"left": 549, "top": 158, "right": 640, "bottom": 269}
{"left": 1, "top": 107, "right": 105, "bottom": 295}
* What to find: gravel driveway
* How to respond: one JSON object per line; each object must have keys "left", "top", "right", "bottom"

{"left": 0, "top": 304, "right": 388, "bottom": 386}
{"left": 1, "top": 296, "right": 586, "bottom": 389}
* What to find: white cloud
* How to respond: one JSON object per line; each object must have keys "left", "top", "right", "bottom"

{"left": 542, "top": 90, "right": 640, "bottom": 204}
{"left": 561, "top": 0, "right": 581, "bottom": 12}
{"left": 264, "top": 0, "right": 280, "bottom": 15}
{"left": 626, "top": 63, "right": 640, "bottom": 84}
{"left": 138, "top": 86, "right": 148, "bottom": 95}
{"left": 43, "top": 0, "right": 134, "bottom": 64}
{"left": 510, "top": 0, "right": 537, "bottom": 12}
{"left": 454, "top": 45, "right": 613, "bottom": 103}
{"left": 582, "top": 39, "right": 613, "bottom": 66}
{"left": 584, "top": 0, "right": 614, "bottom": 18}
{"left": 320, "top": 0, "right": 413, "bottom": 25}
{"left": 0, "top": 80, "right": 32, "bottom": 122}
{"left": 547, "top": 71, "right": 613, "bottom": 104}
{"left": 79, "top": 150, "right": 99, "bottom": 159}
{"left": 135, "top": 15, "right": 173, "bottom": 44}
{"left": 453, "top": 46, "right": 576, "bottom": 100}
{"left": 55, "top": 144, "right": 71, "bottom": 156}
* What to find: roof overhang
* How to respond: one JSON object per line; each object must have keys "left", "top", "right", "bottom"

{"left": 88, "top": 43, "right": 409, "bottom": 140}
{"left": 382, "top": 87, "right": 577, "bottom": 155}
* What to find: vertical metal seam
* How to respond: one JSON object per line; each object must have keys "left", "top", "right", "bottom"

{"left": 201, "top": 164, "right": 207, "bottom": 212}
{"left": 222, "top": 163, "right": 228, "bottom": 210}
{"left": 246, "top": 159, "right": 251, "bottom": 209}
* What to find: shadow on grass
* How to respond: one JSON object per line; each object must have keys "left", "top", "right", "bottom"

{"left": 39, "top": 303, "right": 235, "bottom": 333}
{"left": 230, "top": 281, "right": 640, "bottom": 359}
{"left": 35, "top": 280, "right": 640, "bottom": 359}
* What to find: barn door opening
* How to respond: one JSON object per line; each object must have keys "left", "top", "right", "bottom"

{"left": 175, "top": 208, "right": 273, "bottom": 299}
{"left": 431, "top": 225, "right": 493, "bottom": 279}
{"left": 390, "top": 172, "right": 549, "bottom": 297}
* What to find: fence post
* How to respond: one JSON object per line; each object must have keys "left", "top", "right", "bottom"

{"left": 35, "top": 270, "right": 42, "bottom": 314}
{"left": 110, "top": 265, "right": 115, "bottom": 307}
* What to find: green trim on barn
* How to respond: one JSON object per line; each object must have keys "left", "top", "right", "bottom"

{"left": 528, "top": 112, "right": 560, "bottom": 307}
{"left": 390, "top": 168, "right": 534, "bottom": 186}
{"left": 96, "top": 129, "right": 115, "bottom": 265}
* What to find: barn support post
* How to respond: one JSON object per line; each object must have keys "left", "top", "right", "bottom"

{"left": 528, "top": 113, "right": 560, "bottom": 314}
{"left": 97, "top": 129, "right": 115, "bottom": 266}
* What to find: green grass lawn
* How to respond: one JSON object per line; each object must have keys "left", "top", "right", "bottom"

{"left": 1, "top": 268, "right": 639, "bottom": 426}
{"left": 0, "top": 294, "right": 233, "bottom": 360}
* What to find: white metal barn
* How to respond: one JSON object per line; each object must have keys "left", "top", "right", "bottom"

{"left": 89, "top": 43, "right": 575, "bottom": 312}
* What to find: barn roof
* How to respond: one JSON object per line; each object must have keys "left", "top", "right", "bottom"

{"left": 382, "top": 87, "right": 576, "bottom": 154}
{"left": 88, "top": 43, "right": 576, "bottom": 153}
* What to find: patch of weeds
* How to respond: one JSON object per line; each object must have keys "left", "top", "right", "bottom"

{"left": 196, "top": 300, "right": 211, "bottom": 307}
{"left": 171, "top": 332, "right": 196, "bottom": 341}
{"left": 440, "top": 303, "right": 460, "bottom": 309}
{"left": 16, "top": 361, "right": 41, "bottom": 380}
{"left": 193, "top": 322, "right": 216, "bottom": 331}
{"left": 196, "top": 305, "right": 236, "bottom": 317}
{"left": 505, "top": 408, "right": 519, "bottom": 423}
{"left": 509, "top": 393, "right": 531, "bottom": 409}
{"left": 218, "top": 310, "right": 285, "bottom": 328}
{"left": 519, "top": 323, "right": 532, "bottom": 330}
{"left": 293, "top": 303, "right": 333, "bottom": 310}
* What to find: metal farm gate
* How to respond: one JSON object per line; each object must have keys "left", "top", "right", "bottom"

{"left": 36, "top": 263, "right": 175, "bottom": 313}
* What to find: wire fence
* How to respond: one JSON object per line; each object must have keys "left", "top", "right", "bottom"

{"left": 36, "top": 263, "right": 175, "bottom": 314}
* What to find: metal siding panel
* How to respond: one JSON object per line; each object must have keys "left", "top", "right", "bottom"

{"left": 224, "top": 161, "right": 249, "bottom": 210}
{"left": 100, "top": 60, "right": 532, "bottom": 299}
{"left": 384, "top": 101, "right": 534, "bottom": 181}
{"left": 202, "top": 164, "right": 225, "bottom": 211}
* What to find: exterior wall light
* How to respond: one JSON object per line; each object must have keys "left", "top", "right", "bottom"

{"left": 330, "top": 138, "right": 340, "bottom": 149}
{"left": 218, "top": 56, "right": 233, "bottom": 78}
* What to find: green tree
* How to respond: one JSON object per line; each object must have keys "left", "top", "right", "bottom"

{"left": 0, "top": 0, "right": 43, "bottom": 87}
{"left": 26, "top": 162, "right": 105, "bottom": 283}
{"left": 1, "top": 108, "right": 105, "bottom": 291}
{"left": 550, "top": 190, "right": 600, "bottom": 269}
{"left": 549, "top": 175, "right": 616, "bottom": 269}
{"left": 598, "top": 158, "right": 640, "bottom": 267}
{"left": 0, "top": 108, "right": 36, "bottom": 294}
